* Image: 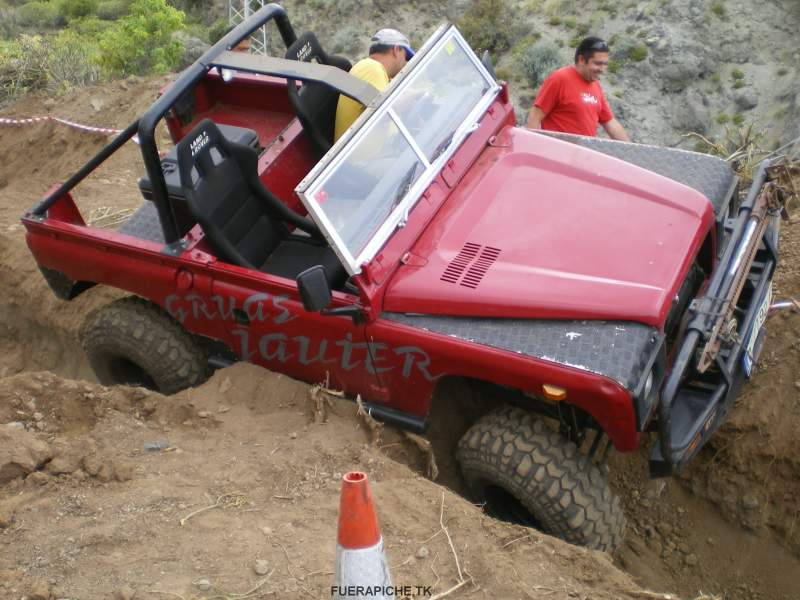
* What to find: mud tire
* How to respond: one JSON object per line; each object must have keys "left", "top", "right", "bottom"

{"left": 456, "top": 406, "right": 625, "bottom": 552}
{"left": 81, "top": 296, "right": 208, "bottom": 394}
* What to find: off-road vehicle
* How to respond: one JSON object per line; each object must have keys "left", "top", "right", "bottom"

{"left": 22, "top": 5, "right": 784, "bottom": 551}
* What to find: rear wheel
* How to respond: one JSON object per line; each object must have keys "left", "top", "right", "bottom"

{"left": 81, "top": 296, "right": 208, "bottom": 394}
{"left": 456, "top": 406, "right": 625, "bottom": 552}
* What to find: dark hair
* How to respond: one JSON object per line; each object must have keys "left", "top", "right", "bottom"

{"left": 369, "top": 43, "right": 395, "bottom": 55}
{"left": 574, "top": 36, "right": 609, "bottom": 63}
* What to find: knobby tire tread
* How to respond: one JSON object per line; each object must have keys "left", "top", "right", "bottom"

{"left": 457, "top": 406, "right": 625, "bottom": 551}
{"left": 81, "top": 296, "right": 207, "bottom": 395}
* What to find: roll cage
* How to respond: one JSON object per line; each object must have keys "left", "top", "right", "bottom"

{"left": 30, "top": 3, "right": 376, "bottom": 245}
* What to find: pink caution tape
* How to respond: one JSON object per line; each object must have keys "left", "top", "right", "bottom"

{"left": 0, "top": 115, "right": 138, "bottom": 143}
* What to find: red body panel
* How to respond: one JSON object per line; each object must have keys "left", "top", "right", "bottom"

{"left": 21, "top": 72, "right": 713, "bottom": 454}
{"left": 364, "top": 317, "right": 640, "bottom": 451}
{"left": 383, "top": 127, "right": 715, "bottom": 329}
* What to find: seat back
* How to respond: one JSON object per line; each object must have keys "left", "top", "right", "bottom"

{"left": 176, "top": 120, "right": 301, "bottom": 270}
{"left": 284, "top": 32, "right": 351, "bottom": 156}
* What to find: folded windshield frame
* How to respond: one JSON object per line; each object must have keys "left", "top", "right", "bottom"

{"left": 295, "top": 25, "right": 500, "bottom": 276}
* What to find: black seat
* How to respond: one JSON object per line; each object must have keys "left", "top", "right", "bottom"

{"left": 176, "top": 119, "right": 344, "bottom": 284}
{"left": 284, "top": 32, "right": 352, "bottom": 157}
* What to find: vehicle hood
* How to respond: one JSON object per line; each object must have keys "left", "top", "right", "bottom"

{"left": 382, "top": 127, "right": 715, "bottom": 328}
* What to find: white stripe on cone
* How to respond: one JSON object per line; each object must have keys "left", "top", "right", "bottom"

{"left": 333, "top": 537, "right": 391, "bottom": 600}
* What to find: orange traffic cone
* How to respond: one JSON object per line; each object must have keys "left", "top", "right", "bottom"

{"left": 332, "top": 472, "right": 392, "bottom": 600}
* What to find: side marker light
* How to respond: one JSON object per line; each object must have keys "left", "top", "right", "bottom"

{"left": 542, "top": 384, "right": 567, "bottom": 401}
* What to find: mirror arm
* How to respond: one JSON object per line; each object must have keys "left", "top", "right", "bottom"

{"left": 321, "top": 305, "right": 366, "bottom": 324}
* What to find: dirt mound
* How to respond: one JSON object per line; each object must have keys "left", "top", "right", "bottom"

{"left": 0, "top": 365, "right": 643, "bottom": 600}
{"left": 2, "top": 76, "right": 800, "bottom": 600}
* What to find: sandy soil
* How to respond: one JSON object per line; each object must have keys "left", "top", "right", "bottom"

{"left": 1, "top": 78, "right": 799, "bottom": 600}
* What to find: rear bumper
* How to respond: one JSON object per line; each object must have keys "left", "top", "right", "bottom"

{"left": 650, "top": 160, "right": 781, "bottom": 476}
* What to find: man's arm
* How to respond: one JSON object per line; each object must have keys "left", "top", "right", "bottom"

{"left": 526, "top": 106, "right": 546, "bottom": 129}
{"left": 602, "top": 118, "right": 630, "bottom": 142}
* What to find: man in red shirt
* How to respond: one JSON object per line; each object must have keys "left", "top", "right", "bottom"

{"left": 526, "top": 37, "right": 630, "bottom": 141}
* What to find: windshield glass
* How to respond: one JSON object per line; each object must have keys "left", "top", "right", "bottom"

{"left": 315, "top": 114, "right": 424, "bottom": 258}
{"left": 393, "top": 40, "right": 490, "bottom": 162}
{"left": 297, "top": 26, "right": 499, "bottom": 275}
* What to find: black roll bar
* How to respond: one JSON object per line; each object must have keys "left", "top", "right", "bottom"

{"left": 211, "top": 52, "right": 379, "bottom": 106}
{"left": 31, "top": 120, "right": 140, "bottom": 215}
{"left": 137, "top": 3, "right": 297, "bottom": 244}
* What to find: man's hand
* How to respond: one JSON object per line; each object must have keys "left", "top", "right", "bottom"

{"left": 526, "top": 106, "right": 546, "bottom": 129}
{"left": 602, "top": 118, "right": 630, "bottom": 142}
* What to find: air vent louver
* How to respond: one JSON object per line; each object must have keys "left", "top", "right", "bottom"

{"left": 440, "top": 242, "right": 480, "bottom": 283}
{"left": 461, "top": 246, "right": 501, "bottom": 288}
{"left": 440, "top": 243, "right": 500, "bottom": 289}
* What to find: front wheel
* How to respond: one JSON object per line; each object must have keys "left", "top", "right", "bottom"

{"left": 81, "top": 296, "right": 208, "bottom": 394}
{"left": 456, "top": 406, "right": 625, "bottom": 552}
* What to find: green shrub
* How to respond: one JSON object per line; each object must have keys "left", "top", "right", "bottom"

{"left": 773, "top": 106, "right": 787, "bottom": 119}
{"left": 330, "top": 24, "right": 362, "bottom": 55}
{"left": 607, "top": 59, "right": 620, "bottom": 74}
{"left": 207, "top": 17, "right": 228, "bottom": 44}
{"left": 567, "top": 35, "right": 581, "bottom": 48}
{"left": 694, "top": 140, "right": 712, "bottom": 153}
{"left": 0, "top": 31, "right": 100, "bottom": 102}
{"left": 611, "top": 37, "right": 647, "bottom": 62}
{"left": 548, "top": 15, "right": 561, "bottom": 25}
{"left": 96, "top": 0, "right": 128, "bottom": 19}
{"left": 732, "top": 114, "right": 744, "bottom": 126}
{"left": 576, "top": 22, "right": 589, "bottom": 35}
{"left": 17, "top": 1, "right": 63, "bottom": 27}
{"left": 731, "top": 68, "right": 745, "bottom": 80}
{"left": 544, "top": 0, "right": 575, "bottom": 15}
{"left": 517, "top": 39, "right": 561, "bottom": 89}
{"left": 710, "top": 1, "right": 725, "bottom": 17}
{"left": 71, "top": 15, "right": 111, "bottom": 35}
{"left": 47, "top": 29, "right": 101, "bottom": 89}
{"left": 521, "top": 0, "right": 542, "bottom": 13}
{"left": 494, "top": 66, "right": 512, "bottom": 81}
{"left": 563, "top": 16, "right": 576, "bottom": 28}
{"left": 98, "top": 0, "right": 184, "bottom": 77}
{"left": 600, "top": 2, "right": 617, "bottom": 16}
{"left": 58, "top": 0, "right": 98, "bottom": 20}
{"left": 610, "top": 36, "right": 634, "bottom": 60}
{"left": 628, "top": 43, "right": 647, "bottom": 61}
{"left": 732, "top": 79, "right": 745, "bottom": 89}
{"left": 457, "top": 0, "right": 518, "bottom": 54}
{"left": 0, "top": 7, "right": 18, "bottom": 37}
{"left": 710, "top": 73, "right": 721, "bottom": 84}
{"left": 716, "top": 114, "right": 729, "bottom": 124}
{"left": 777, "top": 67, "right": 788, "bottom": 76}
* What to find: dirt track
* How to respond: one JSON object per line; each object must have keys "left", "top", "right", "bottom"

{"left": 1, "top": 79, "right": 799, "bottom": 600}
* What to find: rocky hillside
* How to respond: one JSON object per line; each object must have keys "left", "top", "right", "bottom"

{"left": 254, "top": 0, "right": 799, "bottom": 151}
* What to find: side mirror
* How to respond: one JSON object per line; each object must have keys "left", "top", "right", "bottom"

{"left": 297, "top": 265, "right": 332, "bottom": 312}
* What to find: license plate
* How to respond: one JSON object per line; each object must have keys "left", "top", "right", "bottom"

{"left": 742, "top": 283, "right": 772, "bottom": 377}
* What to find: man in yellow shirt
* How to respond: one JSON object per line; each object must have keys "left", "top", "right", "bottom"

{"left": 334, "top": 28, "right": 415, "bottom": 141}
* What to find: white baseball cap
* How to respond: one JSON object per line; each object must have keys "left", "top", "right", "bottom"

{"left": 371, "top": 28, "right": 415, "bottom": 60}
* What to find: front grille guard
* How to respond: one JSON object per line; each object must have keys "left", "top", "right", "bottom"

{"left": 651, "top": 159, "right": 786, "bottom": 476}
